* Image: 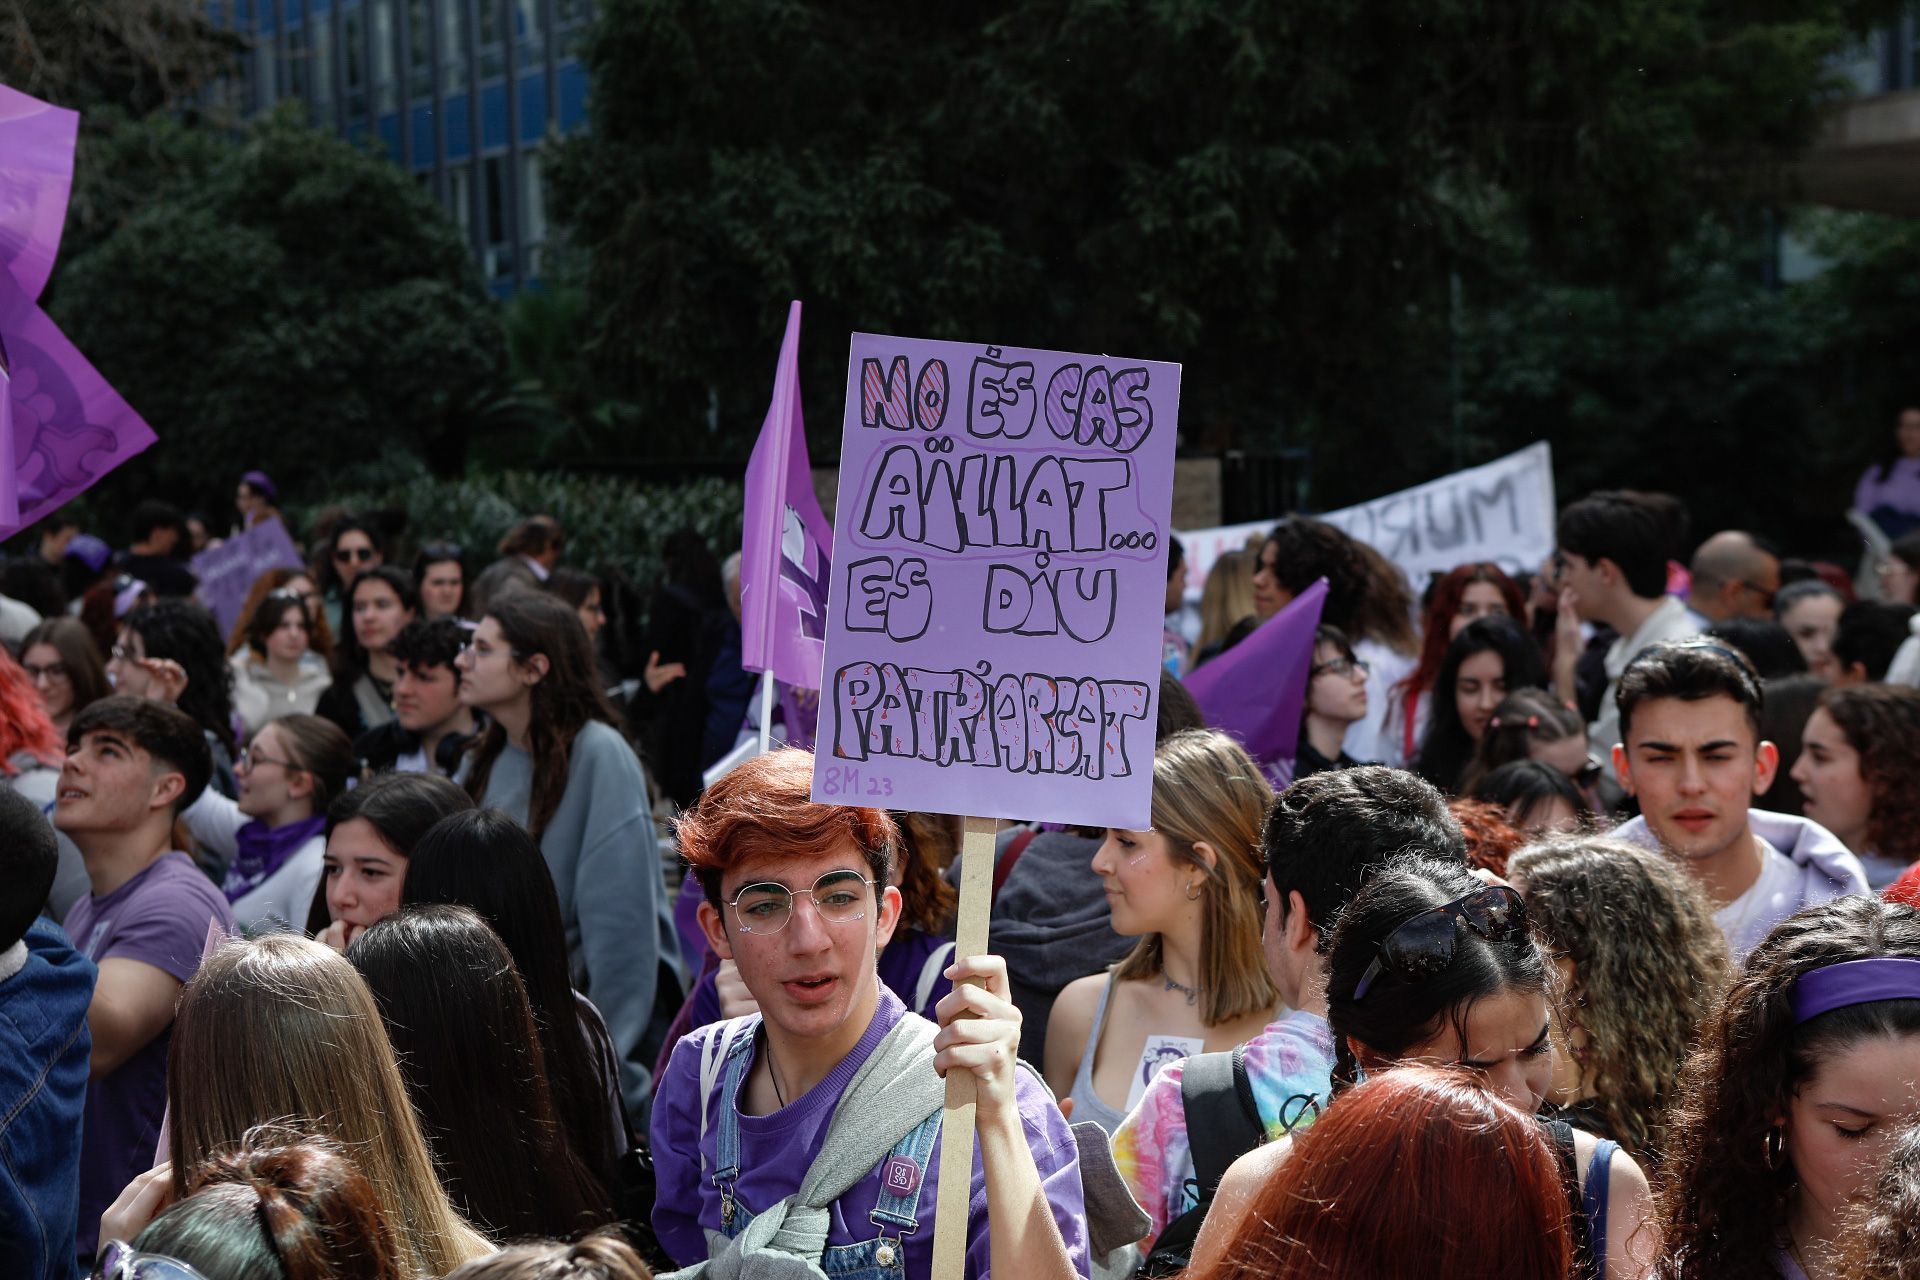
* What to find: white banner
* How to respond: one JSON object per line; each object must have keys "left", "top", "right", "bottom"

{"left": 1178, "top": 442, "right": 1556, "bottom": 595}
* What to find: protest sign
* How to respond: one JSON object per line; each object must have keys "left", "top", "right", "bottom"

{"left": 0, "top": 269, "right": 158, "bottom": 538}
{"left": 812, "top": 334, "right": 1182, "bottom": 831}
{"left": 0, "top": 85, "right": 79, "bottom": 303}
{"left": 1184, "top": 579, "right": 1328, "bottom": 787}
{"left": 192, "top": 519, "right": 305, "bottom": 637}
{"left": 1179, "top": 441, "right": 1557, "bottom": 594}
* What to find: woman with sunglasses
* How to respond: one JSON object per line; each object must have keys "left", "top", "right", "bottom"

{"left": 316, "top": 566, "right": 417, "bottom": 739}
{"left": 1507, "top": 836, "right": 1731, "bottom": 1166}
{"left": 229, "top": 590, "right": 333, "bottom": 738}
{"left": 1657, "top": 895, "right": 1920, "bottom": 1279}
{"left": 1195, "top": 852, "right": 1656, "bottom": 1279}
{"left": 1295, "top": 625, "right": 1370, "bottom": 779}
{"left": 95, "top": 1135, "right": 408, "bottom": 1280}
{"left": 1412, "top": 615, "right": 1550, "bottom": 795}
{"left": 180, "top": 714, "right": 354, "bottom": 934}
{"left": 459, "top": 590, "right": 679, "bottom": 1120}
{"left": 1790, "top": 684, "right": 1920, "bottom": 892}
{"left": 1044, "top": 729, "right": 1279, "bottom": 1133}
{"left": 319, "top": 517, "right": 385, "bottom": 636}
{"left": 413, "top": 541, "right": 470, "bottom": 621}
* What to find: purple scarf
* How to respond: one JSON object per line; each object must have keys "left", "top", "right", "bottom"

{"left": 222, "top": 814, "right": 325, "bottom": 903}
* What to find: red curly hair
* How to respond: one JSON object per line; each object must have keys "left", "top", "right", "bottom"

{"left": 676, "top": 749, "right": 898, "bottom": 907}
{"left": 0, "top": 647, "right": 62, "bottom": 776}
{"left": 1449, "top": 799, "right": 1527, "bottom": 879}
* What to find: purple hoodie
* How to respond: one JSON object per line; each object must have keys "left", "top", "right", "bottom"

{"left": 1614, "top": 809, "right": 1869, "bottom": 962}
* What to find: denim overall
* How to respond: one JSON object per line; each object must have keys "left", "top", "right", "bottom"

{"left": 709, "top": 1026, "right": 944, "bottom": 1280}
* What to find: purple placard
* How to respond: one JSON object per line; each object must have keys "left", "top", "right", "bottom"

{"left": 811, "top": 334, "right": 1180, "bottom": 829}
{"left": 0, "top": 85, "right": 79, "bottom": 304}
{"left": 192, "top": 518, "right": 305, "bottom": 638}
{"left": 0, "top": 269, "right": 158, "bottom": 538}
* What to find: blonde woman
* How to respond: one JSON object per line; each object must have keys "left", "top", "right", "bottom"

{"left": 1192, "top": 549, "right": 1259, "bottom": 667}
{"left": 1043, "top": 729, "right": 1280, "bottom": 1132}
{"left": 164, "top": 934, "right": 493, "bottom": 1275}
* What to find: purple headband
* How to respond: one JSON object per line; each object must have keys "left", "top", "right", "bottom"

{"left": 241, "top": 470, "right": 278, "bottom": 502}
{"left": 1791, "top": 958, "right": 1920, "bottom": 1025}
{"left": 113, "top": 577, "right": 149, "bottom": 620}
{"left": 65, "top": 533, "right": 110, "bottom": 573}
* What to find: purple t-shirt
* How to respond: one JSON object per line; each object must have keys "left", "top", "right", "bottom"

{"left": 64, "top": 852, "right": 235, "bottom": 1249}
{"left": 652, "top": 987, "right": 1090, "bottom": 1280}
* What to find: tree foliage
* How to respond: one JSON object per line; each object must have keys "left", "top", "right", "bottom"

{"left": 548, "top": 0, "right": 1899, "bottom": 505}
{"left": 40, "top": 108, "right": 511, "bottom": 522}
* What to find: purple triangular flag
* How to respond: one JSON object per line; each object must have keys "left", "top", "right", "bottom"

{"left": 1183, "top": 578, "right": 1329, "bottom": 786}
{"left": 740, "top": 301, "right": 834, "bottom": 690}
{"left": 0, "top": 85, "right": 79, "bottom": 303}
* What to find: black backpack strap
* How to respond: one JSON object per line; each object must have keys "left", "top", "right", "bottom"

{"left": 1541, "top": 1117, "right": 1598, "bottom": 1278}
{"left": 1138, "top": 1048, "right": 1265, "bottom": 1278}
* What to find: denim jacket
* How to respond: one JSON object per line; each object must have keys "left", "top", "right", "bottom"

{"left": 0, "top": 916, "right": 96, "bottom": 1278}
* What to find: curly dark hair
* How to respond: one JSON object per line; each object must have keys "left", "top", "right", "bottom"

{"left": 1656, "top": 896, "right": 1920, "bottom": 1279}
{"left": 1259, "top": 517, "right": 1372, "bottom": 634}
{"left": 1820, "top": 684, "right": 1920, "bottom": 867}
{"left": 123, "top": 601, "right": 237, "bottom": 756}
{"left": 1835, "top": 1123, "right": 1920, "bottom": 1280}
{"left": 1507, "top": 836, "right": 1729, "bottom": 1164}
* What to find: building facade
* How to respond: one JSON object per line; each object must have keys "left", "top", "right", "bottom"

{"left": 207, "top": 0, "right": 594, "bottom": 290}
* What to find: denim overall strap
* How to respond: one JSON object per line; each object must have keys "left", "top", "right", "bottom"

{"left": 712, "top": 1018, "right": 763, "bottom": 1232}
{"left": 867, "top": 1109, "right": 943, "bottom": 1236}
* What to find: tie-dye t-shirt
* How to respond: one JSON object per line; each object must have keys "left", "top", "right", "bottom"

{"left": 1108, "top": 1009, "right": 1336, "bottom": 1244}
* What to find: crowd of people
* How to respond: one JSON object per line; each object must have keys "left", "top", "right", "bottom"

{"left": 3, "top": 431, "right": 1920, "bottom": 1280}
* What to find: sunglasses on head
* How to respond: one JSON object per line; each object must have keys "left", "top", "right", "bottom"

{"left": 1352, "top": 885, "right": 1528, "bottom": 1002}
{"left": 94, "top": 1240, "right": 212, "bottom": 1280}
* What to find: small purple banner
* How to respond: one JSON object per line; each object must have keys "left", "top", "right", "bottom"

{"left": 0, "top": 85, "right": 79, "bottom": 304}
{"left": 192, "top": 518, "right": 305, "bottom": 639}
{"left": 1183, "top": 579, "right": 1328, "bottom": 788}
{"left": 812, "top": 333, "right": 1180, "bottom": 829}
{"left": 0, "top": 269, "right": 158, "bottom": 538}
{"left": 740, "top": 301, "right": 834, "bottom": 691}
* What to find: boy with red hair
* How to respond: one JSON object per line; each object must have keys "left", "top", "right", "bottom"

{"left": 651, "top": 749, "right": 1089, "bottom": 1280}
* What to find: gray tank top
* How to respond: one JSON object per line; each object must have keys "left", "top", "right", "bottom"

{"left": 1066, "top": 973, "right": 1128, "bottom": 1134}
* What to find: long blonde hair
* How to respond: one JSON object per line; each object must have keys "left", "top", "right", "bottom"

{"left": 1113, "top": 729, "right": 1279, "bottom": 1025}
{"left": 1196, "top": 550, "right": 1257, "bottom": 655}
{"left": 168, "top": 934, "right": 493, "bottom": 1277}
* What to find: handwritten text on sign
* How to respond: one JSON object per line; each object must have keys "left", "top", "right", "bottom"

{"left": 812, "top": 336, "right": 1180, "bottom": 829}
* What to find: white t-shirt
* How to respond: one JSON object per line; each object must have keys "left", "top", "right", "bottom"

{"left": 1713, "top": 841, "right": 1802, "bottom": 964}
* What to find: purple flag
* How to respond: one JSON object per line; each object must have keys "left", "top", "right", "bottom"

{"left": 1183, "top": 579, "right": 1329, "bottom": 787}
{"left": 740, "top": 301, "right": 834, "bottom": 690}
{"left": 0, "top": 268, "right": 158, "bottom": 538}
{"left": 0, "top": 85, "right": 79, "bottom": 303}
{"left": 0, "top": 352, "right": 14, "bottom": 531}
{"left": 192, "top": 518, "right": 305, "bottom": 638}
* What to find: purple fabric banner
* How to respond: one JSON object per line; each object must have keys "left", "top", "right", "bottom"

{"left": 740, "top": 301, "right": 835, "bottom": 691}
{"left": 0, "top": 85, "right": 79, "bottom": 303}
{"left": 192, "top": 518, "right": 305, "bottom": 639}
{"left": 0, "top": 357, "right": 15, "bottom": 531}
{"left": 1182, "top": 579, "right": 1328, "bottom": 788}
{"left": 0, "top": 269, "right": 157, "bottom": 538}
{"left": 812, "top": 334, "right": 1181, "bottom": 829}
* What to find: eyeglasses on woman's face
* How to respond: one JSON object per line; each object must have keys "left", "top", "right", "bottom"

{"left": 1310, "top": 656, "right": 1370, "bottom": 680}
{"left": 334, "top": 545, "right": 376, "bottom": 564}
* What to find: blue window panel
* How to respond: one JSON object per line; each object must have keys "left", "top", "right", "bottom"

{"left": 376, "top": 112, "right": 402, "bottom": 161}
{"left": 258, "top": 0, "right": 276, "bottom": 34}
{"left": 556, "top": 60, "right": 588, "bottom": 130}
{"left": 443, "top": 94, "right": 473, "bottom": 161}
{"left": 518, "top": 71, "right": 548, "bottom": 139}
{"left": 480, "top": 82, "right": 509, "bottom": 151}
{"left": 410, "top": 104, "right": 437, "bottom": 169}
{"left": 230, "top": 0, "right": 255, "bottom": 28}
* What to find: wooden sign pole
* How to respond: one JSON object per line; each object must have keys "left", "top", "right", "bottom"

{"left": 929, "top": 814, "right": 999, "bottom": 1280}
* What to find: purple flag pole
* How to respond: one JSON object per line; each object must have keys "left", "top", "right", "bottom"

{"left": 739, "top": 300, "right": 835, "bottom": 750}
{"left": 1183, "top": 578, "right": 1329, "bottom": 787}
{"left": 0, "top": 354, "right": 15, "bottom": 531}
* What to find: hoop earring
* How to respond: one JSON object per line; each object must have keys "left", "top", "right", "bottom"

{"left": 1764, "top": 1126, "right": 1786, "bottom": 1172}
{"left": 1186, "top": 880, "right": 1202, "bottom": 901}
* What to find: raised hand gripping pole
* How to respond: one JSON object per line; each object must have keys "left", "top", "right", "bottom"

{"left": 930, "top": 815, "right": 998, "bottom": 1280}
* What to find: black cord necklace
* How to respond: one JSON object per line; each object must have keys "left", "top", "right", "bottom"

{"left": 763, "top": 1030, "right": 789, "bottom": 1108}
